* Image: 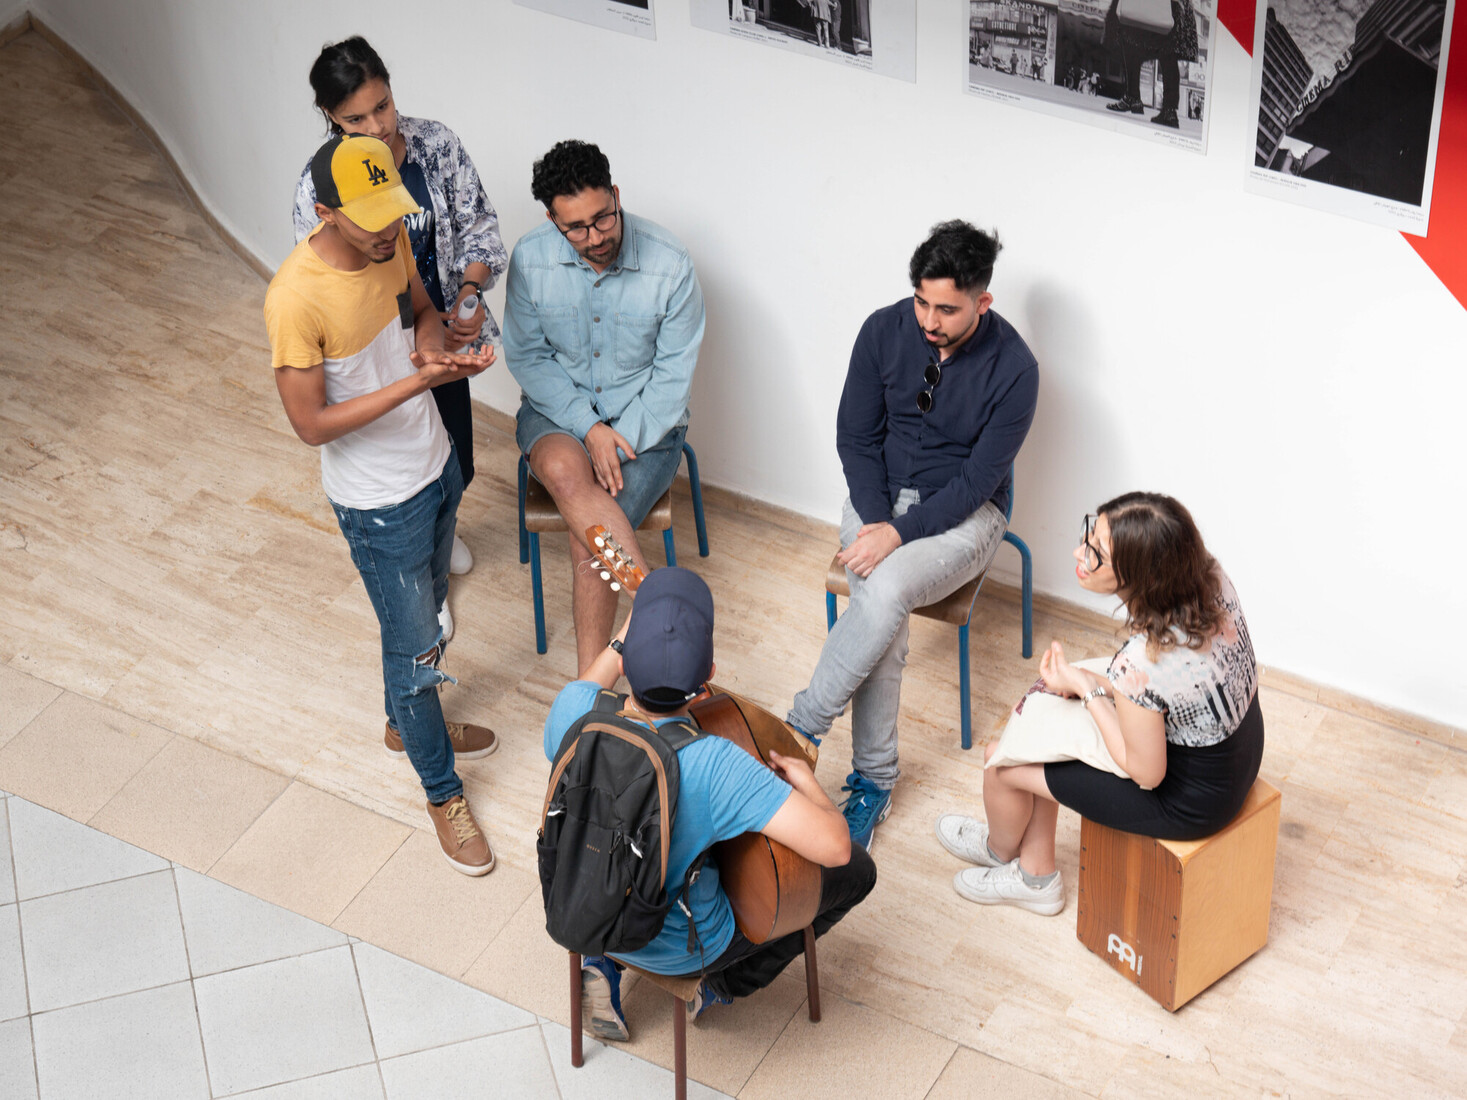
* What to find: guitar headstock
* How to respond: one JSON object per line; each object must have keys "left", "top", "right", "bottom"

{"left": 586, "top": 525, "right": 646, "bottom": 594}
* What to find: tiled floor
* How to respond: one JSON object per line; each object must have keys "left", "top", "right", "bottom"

{"left": 0, "top": 787, "right": 730, "bottom": 1099}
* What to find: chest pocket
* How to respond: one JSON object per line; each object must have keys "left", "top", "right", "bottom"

{"left": 538, "top": 306, "right": 581, "bottom": 355}
{"left": 615, "top": 312, "right": 663, "bottom": 373}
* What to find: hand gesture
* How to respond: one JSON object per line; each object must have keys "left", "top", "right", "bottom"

{"left": 441, "top": 295, "right": 487, "bottom": 352}
{"left": 410, "top": 344, "right": 496, "bottom": 386}
{"left": 584, "top": 422, "right": 637, "bottom": 496}
{"left": 1038, "top": 640, "right": 1088, "bottom": 698}
{"left": 767, "top": 749, "right": 817, "bottom": 793}
{"left": 837, "top": 522, "right": 902, "bottom": 578}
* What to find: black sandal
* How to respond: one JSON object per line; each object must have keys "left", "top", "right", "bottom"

{"left": 1106, "top": 96, "right": 1144, "bottom": 114}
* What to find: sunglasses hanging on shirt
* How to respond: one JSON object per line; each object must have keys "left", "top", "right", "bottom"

{"left": 916, "top": 360, "right": 942, "bottom": 414}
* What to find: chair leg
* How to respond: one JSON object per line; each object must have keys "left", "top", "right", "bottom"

{"left": 1003, "top": 531, "right": 1034, "bottom": 659}
{"left": 803, "top": 926, "right": 822, "bottom": 1022}
{"left": 569, "top": 952, "right": 583, "bottom": 1068}
{"left": 530, "top": 532, "right": 547, "bottom": 655}
{"left": 959, "top": 622, "right": 972, "bottom": 751}
{"left": 663, "top": 526, "right": 677, "bottom": 568}
{"left": 825, "top": 591, "right": 837, "bottom": 632}
{"left": 672, "top": 994, "right": 688, "bottom": 1100}
{"left": 682, "top": 441, "right": 709, "bottom": 558}
{"left": 518, "top": 455, "right": 529, "bottom": 566}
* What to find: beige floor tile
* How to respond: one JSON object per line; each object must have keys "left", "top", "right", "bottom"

{"left": 209, "top": 782, "right": 409, "bottom": 925}
{"left": 925, "top": 1046, "right": 1087, "bottom": 1100}
{"left": 0, "top": 665, "right": 61, "bottom": 748}
{"left": 617, "top": 967, "right": 808, "bottom": 1096}
{"left": 461, "top": 888, "right": 570, "bottom": 1024}
{"left": 333, "top": 829, "right": 537, "bottom": 980}
{"left": 88, "top": 736, "right": 289, "bottom": 872}
{"left": 736, "top": 992, "right": 956, "bottom": 1100}
{"left": 0, "top": 691, "right": 170, "bottom": 818}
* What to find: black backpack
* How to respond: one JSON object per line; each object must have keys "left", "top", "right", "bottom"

{"left": 537, "top": 690, "right": 706, "bottom": 958}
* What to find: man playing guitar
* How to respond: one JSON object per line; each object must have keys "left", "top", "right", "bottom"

{"left": 541, "top": 565, "right": 877, "bottom": 1041}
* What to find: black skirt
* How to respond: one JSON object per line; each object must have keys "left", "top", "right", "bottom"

{"left": 1044, "top": 692, "right": 1264, "bottom": 841}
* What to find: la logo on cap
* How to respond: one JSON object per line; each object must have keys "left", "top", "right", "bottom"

{"left": 364, "top": 160, "right": 389, "bottom": 187}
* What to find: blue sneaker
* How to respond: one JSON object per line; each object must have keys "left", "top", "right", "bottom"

{"left": 686, "top": 978, "right": 733, "bottom": 1023}
{"left": 840, "top": 771, "right": 893, "bottom": 851}
{"left": 581, "top": 955, "right": 629, "bottom": 1041}
{"left": 785, "top": 716, "right": 822, "bottom": 748}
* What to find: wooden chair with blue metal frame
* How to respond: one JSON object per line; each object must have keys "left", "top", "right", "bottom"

{"left": 823, "top": 464, "right": 1033, "bottom": 750}
{"left": 517, "top": 441, "right": 710, "bottom": 654}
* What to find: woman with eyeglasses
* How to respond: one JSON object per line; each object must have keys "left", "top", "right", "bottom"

{"left": 936, "top": 492, "right": 1263, "bottom": 915}
{"left": 292, "top": 36, "right": 507, "bottom": 639}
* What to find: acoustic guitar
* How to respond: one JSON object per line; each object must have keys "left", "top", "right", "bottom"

{"left": 587, "top": 526, "right": 823, "bottom": 944}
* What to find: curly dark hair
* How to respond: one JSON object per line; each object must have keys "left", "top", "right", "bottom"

{"left": 309, "top": 36, "right": 390, "bottom": 132}
{"left": 1099, "top": 492, "right": 1225, "bottom": 660}
{"left": 909, "top": 220, "right": 1002, "bottom": 292}
{"left": 531, "top": 140, "right": 613, "bottom": 209}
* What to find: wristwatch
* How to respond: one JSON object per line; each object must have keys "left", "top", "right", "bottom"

{"left": 1080, "top": 685, "right": 1109, "bottom": 708}
{"left": 608, "top": 638, "right": 624, "bottom": 654}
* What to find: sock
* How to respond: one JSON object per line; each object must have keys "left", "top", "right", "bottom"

{"left": 1019, "top": 865, "right": 1059, "bottom": 889}
{"left": 986, "top": 842, "right": 1005, "bottom": 865}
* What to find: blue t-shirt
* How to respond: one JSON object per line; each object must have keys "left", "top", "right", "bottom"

{"left": 399, "top": 158, "right": 444, "bottom": 312}
{"left": 544, "top": 681, "right": 792, "bottom": 974}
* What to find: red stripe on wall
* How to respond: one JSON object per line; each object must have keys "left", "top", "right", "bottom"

{"left": 1220, "top": 0, "right": 1467, "bottom": 310}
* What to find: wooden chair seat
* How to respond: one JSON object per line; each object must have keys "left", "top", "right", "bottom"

{"left": 523, "top": 475, "right": 673, "bottom": 534}
{"left": 824, "top": 555, "right": 984, "bottom": 628}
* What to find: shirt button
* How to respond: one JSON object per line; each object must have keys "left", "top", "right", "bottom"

{"left": 593, "top": 316, "right": 600, "bottom": 323}
{"left": 593, "top": 351, "right": 600, "bottom": 358}
{"left": 595, "top": 386, "right": 602, "bottom": 393}
{"left": 594, "top": 281, "right": 601, "bottom": 288}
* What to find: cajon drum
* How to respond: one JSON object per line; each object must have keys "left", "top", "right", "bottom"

{"left": 1076, "top": 779, "right": 1281, "bottom": 1011}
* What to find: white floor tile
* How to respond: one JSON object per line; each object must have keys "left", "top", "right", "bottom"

{"left": 7, "top": 799, "right": 166, "bottom": 900}
{"left": 379, "top": 1029, "right": 558, "bottom": 1100}
{"left": 20, "top": 869, "right": 189, "bottom": 1013}
{"left": 220, "top": 1063, "right": 385, "bottom": 1099}
{"left": 0, "top": 1016, "right": 38, "bottom": 1100}
{"left": 0, "top": 805, "right": 16, "bottom": 905}
{"left": 352, "top": 942, "right": 535, "bottom": 1059}
{"left": 541, "top": 1020, "right": 731, "bottom": 1099}
{"left": 0, "top": 904, "right": 27, "bottom": 1021}
{"left": 194, "top": 944, "right": 375, "bottom": 1096}
{"left": 175, "top": 866, "right": 348, "bottom": 977}
{"left": 30, "top": 981, "right": 208, "bottom": 1100}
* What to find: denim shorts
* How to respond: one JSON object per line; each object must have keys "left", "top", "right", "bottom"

{"left": 515, "top": 399, "right": 687, "bottom": 529}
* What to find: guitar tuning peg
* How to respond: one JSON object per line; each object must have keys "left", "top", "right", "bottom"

{"left": 600, "top": 570, "right": 611, "bottom": 581}
{"left": 610, "top": 582, "right": 621, "bottom": 592}
{"left": 594, "top": 536, "right": 605, "bottom": 548}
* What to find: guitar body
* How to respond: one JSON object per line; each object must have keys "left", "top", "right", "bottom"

{"left": 690, "top": 691, "right": 824, "bottom": 944}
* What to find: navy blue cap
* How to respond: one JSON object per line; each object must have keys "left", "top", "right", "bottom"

{"left": 622, "top": 568, "right": 714, "bottom": 711}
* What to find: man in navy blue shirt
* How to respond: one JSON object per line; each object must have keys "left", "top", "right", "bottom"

{"left": 788, "top": 220, "right": 1039, "bottom": 850}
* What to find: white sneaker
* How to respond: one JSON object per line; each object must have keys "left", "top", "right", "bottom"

{"left": 935, "top": 814, "right": 1004, "bottom": 866}
{"left": 438, "top": 603, "right": 454, "bottom": 642}
{"left": 449, "top": 534, "right": 473, "bottom": 575}
{"left": 952, "top": 862, "right": 1065, "bottom": 916}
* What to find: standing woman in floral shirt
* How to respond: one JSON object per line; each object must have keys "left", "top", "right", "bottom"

{"left": 293, "top": 36, "right": 507, "bottom": 640}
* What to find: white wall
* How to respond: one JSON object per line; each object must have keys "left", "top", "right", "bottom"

{"left": 31, "top": 0, "right": 1467, "bottom": 729}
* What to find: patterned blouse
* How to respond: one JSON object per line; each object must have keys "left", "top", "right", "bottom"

{"left": 1106, "top": 569, "right": 1257, "bottom": 748}
{"left": 293, "top": 115, "right": 508, "bottom": 343}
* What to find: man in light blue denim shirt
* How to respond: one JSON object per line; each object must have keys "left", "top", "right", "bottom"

{"left": 505, "top": 140, "right": 705, "bottom": 673}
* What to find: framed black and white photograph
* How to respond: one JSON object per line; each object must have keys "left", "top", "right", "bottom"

{"left": 691, "top": 0, "right": 917, "bottom": 81}
{"left": 965, "top": 0, "right": 1220, "bottom": 154}
{"left": 514, "top": 0, "right": 657, "bottom": 39}
{"left": 1245, "top": 0, "right": 1455, "bottom": 233}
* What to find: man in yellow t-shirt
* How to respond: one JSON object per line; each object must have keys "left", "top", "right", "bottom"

{"left": 264, "top": 133, "right": 498, "bottom": 876}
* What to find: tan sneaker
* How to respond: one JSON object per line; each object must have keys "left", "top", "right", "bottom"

{"left": 385, "top": 721, "right": 498, "bottom": 760}
{"left": 426, "top": 796, "right": 495, "bottom": 875}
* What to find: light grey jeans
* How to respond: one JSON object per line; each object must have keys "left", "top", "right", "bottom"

{"left": 788, "top": 490, "right": 1007, "bottom": 790}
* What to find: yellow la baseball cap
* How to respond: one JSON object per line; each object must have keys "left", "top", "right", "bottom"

{"left": 310, "top": 133, "right": 420, "bottom": 232}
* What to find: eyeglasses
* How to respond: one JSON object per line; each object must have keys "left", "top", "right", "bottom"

{"left": 916, "top": 361, "right": 942, "bottom": 414}
{"left": 556, "top": 198, "right": 620, "bottom": 243}
{"left": 1081, "top": 513, "right": 1106, "bottom": 571}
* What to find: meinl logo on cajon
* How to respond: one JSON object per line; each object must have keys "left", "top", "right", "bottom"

{"left": 1107, "top": 932, "right": 1142, "bottom": 976}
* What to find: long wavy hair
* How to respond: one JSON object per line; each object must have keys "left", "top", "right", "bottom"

{"left": 1099, "top": 492, "right": 1224, "bottom": 659}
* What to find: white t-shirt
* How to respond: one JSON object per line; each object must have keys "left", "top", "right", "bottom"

{"left": 264, "top": 225, "right": 450, "bottom": 509}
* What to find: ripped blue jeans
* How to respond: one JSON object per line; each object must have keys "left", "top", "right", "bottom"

{"left": 331, "top": 450, "right": 464, "bottom": 803}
